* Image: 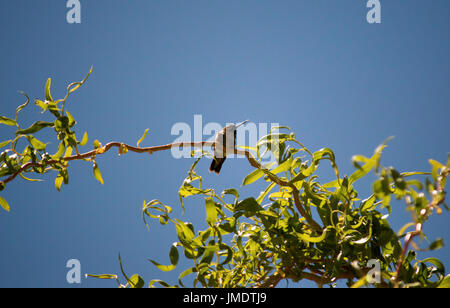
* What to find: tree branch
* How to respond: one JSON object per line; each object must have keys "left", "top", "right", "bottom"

{"left": 1, "top": 141, "right": 323, "bottom": 233}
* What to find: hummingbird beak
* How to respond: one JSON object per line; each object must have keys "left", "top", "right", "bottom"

{"left": 235, "top": 120, "right": 249, "bottom": 128}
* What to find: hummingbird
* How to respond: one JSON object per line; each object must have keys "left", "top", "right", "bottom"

{"left": 209, "top": 120, "right": 248, "bottom": 174}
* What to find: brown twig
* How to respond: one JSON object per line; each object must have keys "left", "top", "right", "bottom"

{"left": 2, "top": 141, "right": 323, "bottom": 233}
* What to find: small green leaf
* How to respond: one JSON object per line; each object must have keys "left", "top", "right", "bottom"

{"left": 421, "top": 258, "right": 445, "bottom": 275}
{"left": 93, "top": 162, "right": 104, "bottom": 185}
{"left": 129, "top": 274, "right": 145, "bottom": 288}
{"left": 205, "top": 198, "right": 218, "bottom": 227}
{"left": 52, "top": 142, "right": 66, "bottom": 159}
{"left": 79, "top": 132, "right": 88, "bottom": 147}
{"left": 0, "top": 140, "right": 12, "bottom": 149}
{"left": 428, "top": 238, "right": 444, "bottom": 251}
{"left": 0, "top": 116, "right": 16, "bottom": 126}
{"left": 438, "top": 275, "right": 450, "bottom": 288}
{"left": 86, "top": 274, "right": 118, "bottom": 280}
{"left": 360, "top": 195, "right": 376, "bottom": 212}
{"left": 242, "top": 168, "right": 264, "bottom": 186}
{"left": 137, "top": 128, "right": 149, "bottom": 147}
{"left": 16, "top": 91, "right": 30, "bottom": 119}
{"left": 175, "top": 219, "right": 196, "bottom": 247}
{"left": 148, "top": 279, "right": 171, "bottom": 288}
{"left": 397, "top": 222, "right": 415, "bottom": 236}
{"left": 221, "top": 188, "right": 239, "bottom": 203}
{"left": 256, "top": 182, "right": 276, "bottom": 204}
{"left": 67, "top": 66, "right": 93, "bottom": 95}
{"left": 55, "top": 173, "right": 64, "bottom": 192}
{"left": 16, "top": 121, "right": 54, "bottom": 135}
{"left": 297, "top": 228, "right": 328, "bottom": 243}
{"left": 66, "top": 111, "right": 77, "bottom": 128}
{"left": 45, "top": 78, "right": 53, "bottom": 101}
{"left": 19, "top": 173, "right": 43, "bottom": 182}
{"left": 149, "top": 243, "right": 179, "bottom": 272}
{"left": 26, "top": 136, "right": 47, "bottom": 151}
{"left": 0, "top": 196, "right": 10, "bottom": 212}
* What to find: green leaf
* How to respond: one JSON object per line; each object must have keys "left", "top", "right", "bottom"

{"left": 78, "top": 132, "right": 89, "bottom": 147}
{"left": 55, "top": 173, "right": 64, "bottom": 192}
{"left": 19, "top": 173, "right": 43, "bottom": 182}
{"left": 270, "top": 156, "right": 293, "bottom": 174}
{"left": 221, "top": 189, "right": 239, "bottom": 204}
{"left": 360, "top": 195, "right": 376, "bottom": 212}
{"left": 421, "top": 258, "right": 445, "bottom": 276}
{"left": 26, "top": 136, "right": 47, "bottom": 151}
{"left": 148, "top": 279, "right": 171, "bottom": 288}
{"left": 67, "top": 66, "right": 93, "bottom": 95}
{"left": 397, "top": 222, "right": 415, "bottom": 236}
{"left": 0, "top": 140, "right": 12, "bottom": 149}
{"left": 205, "top": 198, "right": 218, "bottom": 227}
{"left": 66, "top": 111, "right": 77, "bottom": 128}
{"left": 0, "top": 116, "right": 16, "bottom": 126}
{"left": 349, "top": 144, "right": 387, "bottom": 186}
{"left": 0, "top": 196, "right": 10, "bottom": 212}
{"left": 93, "top": 162, "right": 104, "bottom": 185}
{"left": 16, "top": 91, "right": 30, "bottom": 119}
{"left": 34, "top": 100, "right": 60, "bottom": 116}
{"left": 175, "top": 219, "right": 196, "bottom": 248}
{"left": 178, "top": 267, "right": 197, "bottom": 287}
{"left": 438, "top": 275, "right": 450, "bottom": 288}
{"left": 428, "top": 238, "right": 444, "bottom": 251}
{"left": 86, "top": 274, "right": 118, "bottom": 280}
{"left": 297, "top": 228, "right": 328, "bottom": 243}
{"left": 54, "top": 117, "right": 70, "bottom": 131}
{"left": 16, "top": 121, "right": 54, "bottom": 135}
{"left": 52, "top": 142, "right": 66, "bottom": 159}
{"left": 128, "top": 274, "right": 145, "bottom": 288}
{"left": 45, "top": 78, "right": 53, "bottom": 101}
{"left": 256, "top": 182, "right": 276, "bottom": 204}
{"left": 149, "top": 243, "right": 179, "bottom": 272}
{"left": 234, "top": 198, "right": 263, "bottom": 217}
{"left": 242, "top": 168, "right": 264, "bottom": 186}
{"left": 429, "top": 159, "right": 444, "bottom": 182}
{"left": 137, "top": 128, "right": 149, "bottom": 147}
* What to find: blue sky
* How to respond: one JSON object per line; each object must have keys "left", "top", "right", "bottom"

{"left": 0, "top": 0, "right": 449, "bottom": 287}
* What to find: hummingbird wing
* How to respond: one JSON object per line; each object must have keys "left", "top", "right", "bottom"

{"left": 209, "top": 156, "right": 226, "bottom": 174}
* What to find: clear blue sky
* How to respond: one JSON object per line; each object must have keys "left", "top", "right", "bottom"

{"left": 0, "top": 0, "right": 449, "bottom": 287}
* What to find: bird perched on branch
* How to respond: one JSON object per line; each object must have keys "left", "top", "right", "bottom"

{"left": 209, "top": 120, "right": 248, "bottom": 174}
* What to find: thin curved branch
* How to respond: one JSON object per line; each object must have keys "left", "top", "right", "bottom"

{"left": 1, "top": 141, "right": 323, "bottom": 232}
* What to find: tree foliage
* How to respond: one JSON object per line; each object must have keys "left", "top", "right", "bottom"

{"left": 1, "top": 71, "right": 449, "bottom": 288}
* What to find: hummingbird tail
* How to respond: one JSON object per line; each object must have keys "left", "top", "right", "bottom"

{"left": 209, "top": 157, "right": 226, "bottom": 174}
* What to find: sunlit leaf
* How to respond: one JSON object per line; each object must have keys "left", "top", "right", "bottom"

{"left": 93, "top": 162, "right": 104, "bottom": 185}
{"left": 0, "top": 116, "right": 16, "bottom": 127}
{"left": 242, "top": 168, "right": 264, "bottom": 186}
{"left": 205, "top": 198, "right": 218, "bottom": 227}
{"left": 26, "top": 136, "right": 47, "bottom": 151}
{"left": 428, "top": 238, "right": 444, "bottom": 251}
{"left": 128, "top": 274, "right": 145, "bottom": 288}
{"left": 438, "top": 275, "right": 450, "bottom": 288}
{"left": 45, "top": 78, "right": 53, "bottom": 101}
{"left": 16, "top": 121, "right": 53, "bottom": 135}
{"left": 0, "top": 196, "right": 10, "bottom": 212}
{"left": 297, "top": 228, "right": 328, "bottom": 243}
{"left": 55, "top": 173, "right": 64, "bottom": 192}
{"left": 149, "top": 243, "right": 179, "bottom": 272}
{"left": 86, "top": 274, "right": 118, "bottom": 280}
{"left": 0, "top": 140, "right": 11, "bottom": 149}
{"left": 137, "top": 128, "right": 149, "bottom": 147}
